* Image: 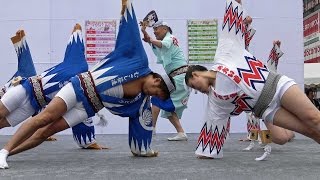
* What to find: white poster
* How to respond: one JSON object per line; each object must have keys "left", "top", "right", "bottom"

{"left": 85, "top": 20, "right": 116, "bottom": 63}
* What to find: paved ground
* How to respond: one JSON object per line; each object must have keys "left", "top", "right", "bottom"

{"left": 0, "top": 133, "right": 318, "bottom": 180}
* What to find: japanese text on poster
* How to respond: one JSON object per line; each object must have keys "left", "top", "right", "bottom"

{"left": 188, "top": 20, "right": 218, "bottom": 64}
{"left": 85, "top": 20, "right": 116, "bottom": 63}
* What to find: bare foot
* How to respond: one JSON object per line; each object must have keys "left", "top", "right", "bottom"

{"left": 45, "top": 136, "right": 57, "bottom": 141}
{"left": 197, "top": 155, "right": 214, "bottom": 159}
{"left": 239, "top": 137, "right": 251, "bottom": 142}
{"left": 84, "top": 142, "right": 109, "bottom": 150}
{"left": 121, "top": 0, "right": 128, "bottom": 15}
{"left": 132, "top": 150, "right": 159, "bottom": 157}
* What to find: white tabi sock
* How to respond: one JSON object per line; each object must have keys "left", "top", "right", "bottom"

{"left": 0, "top": 149, "right": 9, "bottom": 169}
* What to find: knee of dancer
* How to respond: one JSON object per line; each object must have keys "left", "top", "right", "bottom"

{"left": 33, "top": 112, "right": 56, "bottom": 128}
{"left": 271, "top": 134, "right": 291, "bottom": 145}
{"left": 272, "top": 138, "right": 288, "bottom": 145}
{"left": 34, "top": 128, "right": 56, "bottom": 141}
{"left": 305, "top": 110, "right": 320, "bottom": 127}
{"left": 0, "top": 119, "right": 10, "bottom": 129}
{"left": 34, "top": 131, "right": 50, "bottom": 141}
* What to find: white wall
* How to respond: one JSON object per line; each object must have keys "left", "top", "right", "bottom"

{"left": 0, "top": 0, "right": 303, "bottom": 135}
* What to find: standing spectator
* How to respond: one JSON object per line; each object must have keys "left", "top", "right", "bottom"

{"left": 305, "top": 88, "right": 320, "bottom": 110}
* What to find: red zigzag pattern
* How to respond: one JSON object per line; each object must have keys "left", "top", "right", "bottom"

{"left": 268, "top": 47, "right": 279, "bottom": 67}
{"left": 223, "top": 1, "right": 246, "bottom": 36}
{"left": 197, "top": 119, "right": 230, "bottom": 155}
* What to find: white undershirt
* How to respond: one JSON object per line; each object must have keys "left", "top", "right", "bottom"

{"left": 103, "top": 85, "right": 124, "bottom": 98}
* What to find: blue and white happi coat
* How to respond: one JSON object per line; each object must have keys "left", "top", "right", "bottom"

{"left": 21, "top": 28, "right": 88, "bottom": 112}
{"left": 70, "top": 0, "right": 154, "bottom": 155}
{"left": 0, "top": 32, "right": 37, "bottom": 98}
{"left": 72, "top": 117, "right": 96, "bottom": 148}
{"left": 0, "top": 28, "right": 95, "bottom": 148}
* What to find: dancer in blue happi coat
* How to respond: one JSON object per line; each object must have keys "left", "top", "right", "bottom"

{"left": 0, "top": 0, "right": 175, "bottom": 169}
{"left": 0, "top": 27, "right": 106, "bottom": 150}
{"left": 0, "top": 24, "right": 90, "bottom": 169}
{"left": 0, "top": 24, "right": 87, "bottom": 129}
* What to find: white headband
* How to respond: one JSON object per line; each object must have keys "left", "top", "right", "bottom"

{"left": 161, "top": 73, "right": 175, "bottom": 93}
{"left": 153, "top": 21, "right": 169, "bottom": 28}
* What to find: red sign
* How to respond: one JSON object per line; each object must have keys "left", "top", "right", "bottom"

{"left": 304, "top": 42, "right": 320, "bottom": 63}
{"left": 304, "top": 13, "right": 319, "bottom": 38}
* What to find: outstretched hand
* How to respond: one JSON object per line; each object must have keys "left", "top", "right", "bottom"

{"left": 273, "top": 40, "right": 281, "bottom": 47}
{"left": 235, "top": 0, "right": 242, "bottom": 4}
{"left": 244, "top": 16, "right": 252, "bottom": 25}
{"left": 142, "top": 34, "right": 151, "bottom": 43}
{"left": 139, "top": 21, "right": 148, "bottom": 31}
{"left": 139, "top": 21, "right": 151, "bottom": 43}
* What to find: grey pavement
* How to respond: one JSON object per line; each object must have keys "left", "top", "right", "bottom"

{"left": 0, "top": 133, "right": 319, "bottom": 180}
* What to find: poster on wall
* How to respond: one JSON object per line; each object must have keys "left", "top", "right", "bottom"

{"left": 187, "top": 19, "right": 218, "bottom": 64}
{"left": 85, "top": 20, "right": 116, "bottom": 63}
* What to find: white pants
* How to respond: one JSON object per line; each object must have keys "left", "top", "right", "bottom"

{"left": 262, "top": 75, "right": 296, "bottom": 122}
{"left": 0, "top": 85, "right": 35, "bottom": 126}
{"left": 55, "top": 83, "right": 88, "bottom": 127}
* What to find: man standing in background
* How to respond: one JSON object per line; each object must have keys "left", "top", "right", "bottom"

{"left": 141, "top": 20, "right": 190, "bottom": 141}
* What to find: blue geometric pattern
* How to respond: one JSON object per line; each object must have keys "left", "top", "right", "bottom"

{"left": 72, "top": 120, "right": 95, "bottom": 148}
{"left": 22, "top": 27, "right": 88, "bottom": 112}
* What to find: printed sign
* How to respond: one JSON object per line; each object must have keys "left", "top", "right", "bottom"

{"left": 187, "top": 20, "right": 218, "bottom": 64}
{"left": 85, "top": 20, "right": 116, "bottom": 63}
{"left": 304, "top": 12, "right": 319, "bottom": 40}
{"left": 304, "top": 40, "right": 320, "bottom": 63}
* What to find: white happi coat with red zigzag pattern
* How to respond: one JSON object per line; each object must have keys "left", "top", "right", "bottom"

{"left": 195, "top": 0, "right": 272, "bottom": 158}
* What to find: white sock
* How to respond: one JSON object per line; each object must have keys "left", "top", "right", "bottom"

{"left": 0, "top": 149, "right": 9, "bottom": 156}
